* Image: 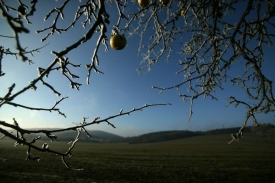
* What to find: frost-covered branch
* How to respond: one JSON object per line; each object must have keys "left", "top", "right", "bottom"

{"left": 0, "top": 103, "right": 170, "bottom": 170}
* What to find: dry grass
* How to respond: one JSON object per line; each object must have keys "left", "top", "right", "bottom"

{"left": 0, "top": 133, "right": 275, "bottom": 183}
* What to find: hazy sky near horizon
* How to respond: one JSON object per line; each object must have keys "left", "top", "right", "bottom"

{"left": 1, "top": 1, "right": 274, "bottom": 137}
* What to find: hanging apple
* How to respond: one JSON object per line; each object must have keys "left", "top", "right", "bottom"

{"left": 159, "top": 0, "right": 170, "bottom": 6}
{"left": 181, "top": 9, "right": 185, "bottom": 16}
{"left": 138, "top": 0, "right": 150, "bottom": 8}
{"left": 110, "top": 34, "right": 127, "bottom": 50}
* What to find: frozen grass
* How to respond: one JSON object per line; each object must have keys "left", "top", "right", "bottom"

{"left": 0, "top": 133, "right": 275, "bottom": 183}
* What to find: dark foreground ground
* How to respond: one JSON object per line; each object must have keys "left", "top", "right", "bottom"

{"left": 0, "top": 133, "right": 275, "bottom": 183}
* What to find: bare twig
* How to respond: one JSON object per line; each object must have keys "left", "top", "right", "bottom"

{"left": 0, "top": 103, "right": 170, "bottom": 169}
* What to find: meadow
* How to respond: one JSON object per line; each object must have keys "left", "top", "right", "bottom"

{"left": 0, "top": 133, "right": 275, "bottom": 183}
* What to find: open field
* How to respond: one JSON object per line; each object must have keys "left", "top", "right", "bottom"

{"left": 0, "top": 133, "right": 275, "bottom": 183}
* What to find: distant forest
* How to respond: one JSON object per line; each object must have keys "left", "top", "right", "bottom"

{"left": 2, "top": 124, "right": 274, "bottom": 144}
{"left": 126, "top": 124, "right": 275, "bottom": 144}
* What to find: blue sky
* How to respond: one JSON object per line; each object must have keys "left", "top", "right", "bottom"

{"left": 1, "top": 1, "right": 274, "bottom": 137}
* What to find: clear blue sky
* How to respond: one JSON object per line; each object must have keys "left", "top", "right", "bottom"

{"left": 1, "top": 1, "right": 274, "bottom": 137}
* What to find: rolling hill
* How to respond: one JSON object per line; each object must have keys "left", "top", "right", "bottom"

{"left": 55, "top": 130, "right": 125, "bottom": 142}
{"left": 5, "top": 129, "right": 125, "bottom": 143}
{"left": 2, "top": 124, "right": 274, "bottom": 143}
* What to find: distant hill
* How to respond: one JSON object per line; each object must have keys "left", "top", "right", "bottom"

{"left": 3, "top": 124, "right": 274, "bottom": 143}
{"left": 126, "top": 130, "right": 203, "bottom": 144}
{"left": 125, "top": 126, "right": 254, "bottom": 144}
{"left": 55, "top": 130, "right": 125, "bottom": 142}
{"left": 6, "top": 128, "right": 125, "bottom": 143}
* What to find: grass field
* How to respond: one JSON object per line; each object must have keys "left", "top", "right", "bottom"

{"left": 0, "top": 133, "right": 275, "bottom": 183}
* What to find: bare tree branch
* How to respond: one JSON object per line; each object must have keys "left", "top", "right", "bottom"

{"left": 0, "top": 103, "right": 170, "bottom": 169}
{"left": 1, "top": 0, "right": 274, "bottom": 170}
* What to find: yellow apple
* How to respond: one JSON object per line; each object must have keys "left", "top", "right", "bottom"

{"left": 159, "top": 0, "right": 170, "bottom": 6}
{"left": 110, "top": 34, "right": 127, "bottom": 50}
{"left": 138, "top": 0, "right": 150, "bottom": 8}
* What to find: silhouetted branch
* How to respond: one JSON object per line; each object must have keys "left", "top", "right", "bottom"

{"left": 0, "top": 103, "right": 170, "bottom": 169}
{"left": 0, "top": 3, "right": 29, "bottom": 61}
{"left": 133, "top": 0, "right": 275, "bottom": 143}
{"left": 1, "top": 1, "right": 274, "bottom": 170}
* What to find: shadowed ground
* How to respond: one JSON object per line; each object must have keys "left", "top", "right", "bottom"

{"left": 0, "top": 133, "right": 274, "bottom": 183}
